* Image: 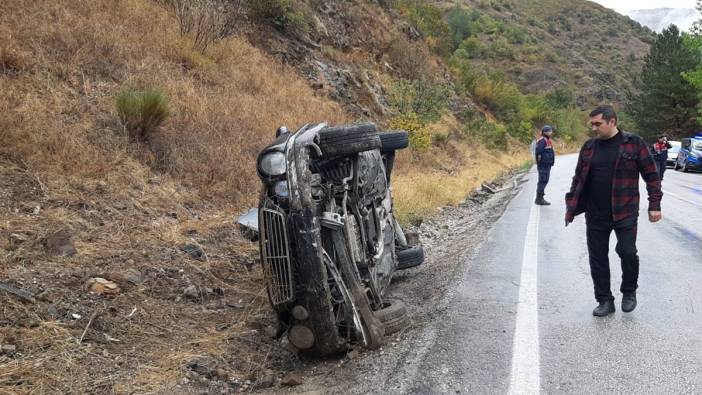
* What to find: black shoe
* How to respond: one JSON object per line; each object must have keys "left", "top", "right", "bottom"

{"left": 592, "top": 300, "right": 615, "bottom": 317}
{"left": 535, "top": 194, "right": 551, "bottom": 206}
{"left": 622, "top": 293, "right": 637, "bottom": 313}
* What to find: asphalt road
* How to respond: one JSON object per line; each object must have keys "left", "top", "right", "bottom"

{"left": 401, "top": 154, "right": 702, "bottom": 394}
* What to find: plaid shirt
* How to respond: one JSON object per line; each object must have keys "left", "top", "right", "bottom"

{"left": 565, "top": 131, "right": 662, "bottom": 223}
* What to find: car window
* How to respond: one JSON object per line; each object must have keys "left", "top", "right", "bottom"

{"left": 669, "top": 145, "right": 680, "bottom": 153}
{"left": 693, "top": 140, "right": 702, "bottom": 150}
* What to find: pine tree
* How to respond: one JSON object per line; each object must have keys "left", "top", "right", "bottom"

{"left": 628, "top": 25, "right": 700, "bottom": 140}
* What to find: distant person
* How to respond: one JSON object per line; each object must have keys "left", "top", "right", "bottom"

{"left": 652, "top": 135, "right": 672, "bottom": 180}
{"left": 534, "top": 125, "right": 555, "bottom": 205}
{"left": 565, "top": 105, "right": 662, "bottom": 317}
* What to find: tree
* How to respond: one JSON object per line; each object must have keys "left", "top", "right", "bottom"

{"left": 628, "top": 25, "right": 700, "bottom": 140}
{"left": 682, "top": 1, "right": 702, "bottom": 124}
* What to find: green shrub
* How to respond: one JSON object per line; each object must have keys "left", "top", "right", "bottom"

{"left": 248, "top": 0, "right": 307, "bottom": 33}
{"left": 515, "top": 120, "right": 535, "bottom": 142}
{"left": 116, "top": 87, "right": 170, "bottom": 142}
{"left": 404, "top": 2, "right": 452, "bottom": 56}
{"left": 389, "top": 112, "right": 431, "bottom": 149}
{"left": 465, "top": 119, "right": 508, "bottom": 149}
{"left": 473, "top": 77, "right": 524, "bottom": 124}
{"left": 475, "top": 15, "right": 501, "bottom": 35}
{"left": 457, "top": 37, "right": 487, "bottom": 59}
{"left": 388, "top": 78, "right": 449, "bottom": 124}
{"left": 488, "top": 37, "right": 517, "bottom": 60}
{"left": 545, "top": 85, "right": 575, "bottom": 109}
{"left": 446, "top": 6, "right": 481, "bottom": 50}
{"left": 505, "top": 26, "right": 529, "bottom": 45}
{"left": 449, "top": 57, "right": 480, "bottom": 94}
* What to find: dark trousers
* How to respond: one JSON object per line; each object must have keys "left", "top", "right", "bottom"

{"left": 536, "top": 166, "right": 551, "bottom": 195}
{"left": 656, "top": 159, "right": 666, "bottom": 179}
{"left": 586, "top": 217, "right": 639, "bottom": 302}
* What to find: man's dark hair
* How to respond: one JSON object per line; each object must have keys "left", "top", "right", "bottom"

{"left": 589, "top": 105, "right": 617, "bottom": 123}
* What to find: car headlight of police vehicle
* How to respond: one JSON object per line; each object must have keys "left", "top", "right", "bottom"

{"left": 259, "top": 152, "right": 287, "bottom": 177}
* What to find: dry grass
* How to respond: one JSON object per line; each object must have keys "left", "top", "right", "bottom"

{"left": 0, "top": 0, "right": 346, "bottom": 210}
{"left": 392, "top": 139, "right": 531, "bottom": 224}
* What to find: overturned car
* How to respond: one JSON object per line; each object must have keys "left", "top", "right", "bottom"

{"left": 256, "top": 122, "right": 424, "bottom": 355}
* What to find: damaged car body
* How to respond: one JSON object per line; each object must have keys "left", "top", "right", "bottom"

{"left": 256, "top": 122, "right": 424, "bottom": 355}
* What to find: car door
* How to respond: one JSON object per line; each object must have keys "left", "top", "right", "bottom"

{"left": 679, "top": 138, "right": 691, "bottom": 166}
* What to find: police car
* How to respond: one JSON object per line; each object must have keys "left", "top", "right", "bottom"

{"left": 674, "top": 134, "right": 702, "bottom": 172}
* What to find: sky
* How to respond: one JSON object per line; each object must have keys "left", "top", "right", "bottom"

{"left": 591, "top": 0, "right": 697, "bottom": 12}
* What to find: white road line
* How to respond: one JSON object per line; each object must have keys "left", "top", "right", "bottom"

{"left": 508, "top": 203, "right": 541, "bottom": 395}
{"left": 662, "top": 188, "right": 702, "bottom": 208}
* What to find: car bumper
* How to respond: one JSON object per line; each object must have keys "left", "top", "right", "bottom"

{"left": 687, "top": 161, "right": 702, "bottom": 171}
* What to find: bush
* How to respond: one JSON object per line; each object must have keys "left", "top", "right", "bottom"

{"left": 389, "top": 113, "right": 431, "bottom": 149}
{"left": 248, "top": 0, "right": 307, "bottom": 33}
{"left": 475, "top": 15, "right": 501, "bottom": 35}
{"left": 388, "top": 39, "right": 430, "bottom": 80}
{"left": 515, "top": 120, "right": 535, "bottom": 142}
{"left": 388, "top": 78, "right": 449, "bottom": 124}
{"left": 404, "top": 2, "right": 452, "bottom": 56}
{"left": 505, "top": 26, "right": 529, "bottom": 45}
{"left": 160, "top": 0, "right": 244, "bottom": 52}
{"left": 465, "top": 118, "right": 508, "bottom": 149}
{"left": 473, "top": 77, "right": 523, "bottom": 124}
{"left": 488, "top": 37, "right": 517, "bottom": 60}
{"left": 446, "top": 6, "right": 480, "bottom": 50}
{"left": 116, "top": 87, "right": 170, "bottom": 142}
{"left": 457, "top": 36, "right": 487, "bottom": 59}
{"left": 449, "top": 57, "right": 479, "bottom": 94}
{"left": 546, "top": 85, "right": 575, "bottom": 109}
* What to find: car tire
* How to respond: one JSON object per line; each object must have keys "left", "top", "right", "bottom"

{"left": 316, "top": 123, "right": 382, "bottom": 157}
{"left": 374, "top": 299, "right": 409, "bottom": 336}
{"left": 397, "top": 245, "right": 424, "bottom": 270}
{"left": 380, "top": 131, "right": 410, "bottom": 153}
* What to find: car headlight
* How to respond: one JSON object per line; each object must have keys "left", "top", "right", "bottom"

{"left": 259, "top": 152, "right": 287, "bottom": 177}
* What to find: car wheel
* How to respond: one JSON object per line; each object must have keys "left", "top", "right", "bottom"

{"left": 316, "top": 123, "right": 381, "bottom": 157}
{"left": 397, "top": 245, "right": 425, "bottom": 270}
{"left": 379, "top": 131, "right": 410, "bottom": 153}
{"left": 374, "top": 299, "right": 409, "bottom": 336}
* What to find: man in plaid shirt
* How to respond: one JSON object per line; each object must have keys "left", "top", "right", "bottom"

{"left": 565, "top": 105, "right": 662, "bottom": 317}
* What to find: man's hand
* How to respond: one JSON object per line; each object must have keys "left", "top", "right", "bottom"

{"left": 649, "top": 211, "right": 662, "bottom": 223}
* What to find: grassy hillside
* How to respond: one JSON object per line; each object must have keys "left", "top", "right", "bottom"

{"left": 432, "top": 0, "right": 655, "bottom": 104}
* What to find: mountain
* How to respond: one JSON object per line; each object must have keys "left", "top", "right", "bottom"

{"left": 625, "top": 8, "right": 700, "bottom": 32}
{"left": 440, "top": 0, "right": 656, "bottom": 104}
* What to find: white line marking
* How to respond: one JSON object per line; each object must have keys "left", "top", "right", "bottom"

{"left": 662, "top": 189, "right": 702, "bottom": 208}
{"left": 508, "top": 202, "right": 541, "bottom": 395}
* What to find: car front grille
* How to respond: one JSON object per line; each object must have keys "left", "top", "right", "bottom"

{"left": 259, "top": 200, "right": 294, "bottom": 306}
